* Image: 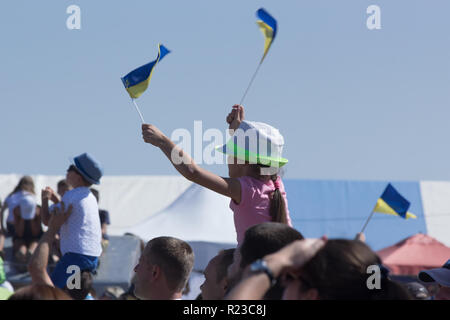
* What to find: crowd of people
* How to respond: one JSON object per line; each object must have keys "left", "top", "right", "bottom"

{"left": 0, "top": 105, "right": 449, "bottom": 300}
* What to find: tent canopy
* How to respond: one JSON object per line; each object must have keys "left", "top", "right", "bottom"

{"left": 377, "top": 233, "right": 450, "bottom": 275}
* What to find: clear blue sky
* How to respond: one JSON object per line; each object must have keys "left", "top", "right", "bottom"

{"left": 1, "top": 0, "right": 450, "bottom": 180}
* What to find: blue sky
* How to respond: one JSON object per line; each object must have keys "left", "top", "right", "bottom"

{"left": 1, "top": 0, "right": 450, "bottom": 180}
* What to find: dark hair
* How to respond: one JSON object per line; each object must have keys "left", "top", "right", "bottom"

{"left": 269, "top": 174, "right": 287, "bottom": 224}
{"left": 9, "top": 284, "right": 72, "bottom": 300}
{"left": 240, "top": 222, "right": 304, "bottom": 268}
{"left": 299, "top": 240, "right": 412, "bottom": 300}
{"left": 239, "top": 222, "right": 303, "bottom": 300}
{"left": 250, "top": 165, "right": 288, "bottom": 224}
{"left": 145, "top": 237, "right": 195, "bottom": 292}
{"left": 90, "top": 188, "right": 99, "bottom": 202}
{"left": 216, "top": 249, "right": 235, "bottom": 283}
{"left": 64, "top": 271, "right": 94, "bottom": 300}
{"left": 57, "top": 179, "right": 70, "bottom": 190}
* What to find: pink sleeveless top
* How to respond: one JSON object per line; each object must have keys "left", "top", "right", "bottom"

{"left": 230, "top": 176, "right": 292, "bottom": 245}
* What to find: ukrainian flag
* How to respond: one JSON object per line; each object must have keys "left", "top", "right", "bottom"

{"left": 121, "top": 44, "right": 170, "bottom": 99}
{"left": 256, "top": 8, "right": 277, "bottom": 63}
{"left": 374, "top": 184, "right": 417, "bottom": 219}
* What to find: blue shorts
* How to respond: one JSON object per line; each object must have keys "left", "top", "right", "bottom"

{"left": 51, "top": 252, "right": 99, "bottom": 289}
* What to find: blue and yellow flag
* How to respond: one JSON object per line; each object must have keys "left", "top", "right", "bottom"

{"left": 256, "top": 8, "right": 277, "bottom": 63}
{"left": 374, "top": 184, "right": 417, "bottom": 219}
{"left": 121, "top": 44, "right": 170, "bottom": 99}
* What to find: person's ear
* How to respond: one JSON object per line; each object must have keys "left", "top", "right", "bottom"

{"left": 220, "top": 277, "right": 228, "bottom": 293}
{"left": 151, "top": 265, "right": 161, "bottom": 280}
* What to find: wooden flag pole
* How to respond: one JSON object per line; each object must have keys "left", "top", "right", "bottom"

{"left": 360, "top": 203, "right": 378, "bottom": 234}
{"left": 132, "top": 99, "right": 145, "bottom": 124}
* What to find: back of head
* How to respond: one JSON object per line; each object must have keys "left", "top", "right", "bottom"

{"left": 18, "top": 176, "right": 35, "bottom": 195}
{"left": 249, "top": 165, "right": 288, "bottom": 224}
{"left": 65, "top": 271, "right": 93, "bottom": 300}
{"left": 300, "top": 239, "right": 411, "bottom": 300}
{"left": 57, "top": 179, "right": 71, "bottom": 195}
{"left": 146, "top": 237, "right": 194, "bottom": 292}
{"left": 240, "top": 222, "right": 304, "bottom": 268}
{"left": 238, "top": 222, "right": 303, "bottom": 300}
{"left": 216, "top": 249, "right": 235, "bottom": 283}
{"left": 9, "top": 284, "right": 72, "bottom": 300}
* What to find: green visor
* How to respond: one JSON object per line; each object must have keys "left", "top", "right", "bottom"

{"left": 215, "top": 139, "right": 288, "bottom": 168}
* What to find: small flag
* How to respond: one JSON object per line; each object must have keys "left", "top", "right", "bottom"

{"left": 256, "top": 8, "right": 277, "bottom": 63}
{"left": 374, "top": 184, "right": 417, "bottom": 219}
{"left": 121, "top": 44, "right": 170, "bottom": 99}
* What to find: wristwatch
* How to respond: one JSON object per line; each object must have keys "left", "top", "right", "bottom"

{"left": 249, "top": 259, "right": 277, "bottom": 287}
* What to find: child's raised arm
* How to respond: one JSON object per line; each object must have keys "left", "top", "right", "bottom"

{"left": 142, "top": 124, "right": 241, "bottom": 203}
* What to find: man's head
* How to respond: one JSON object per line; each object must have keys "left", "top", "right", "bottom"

{"left": 57, "top": 179, "right": 72, "bottom": 197}
{"left": 133, "top": 236, "right": 194, "bottom": 300}
{"left": 56, "top": 179, "right": 72, "bottom": 197}
{"left": 227, "top": 222, "right": 304, "bottom": 295}
{"left": 201, "top": 248, "right": 234, "bottom": 300}
{"left": 418, "top": 259, "right": 450, "bottom": 300}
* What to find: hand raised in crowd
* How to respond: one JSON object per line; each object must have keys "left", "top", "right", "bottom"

{"left": 142, "top": 124, "right": 167, "bottom": 147}
{"left": 47, "top": 202, "right": 73, "bottom": 234}
{"left": 226, "top": 104, "right": 245, "bottom": 131}
{"left": 354, "top": 232, "right": 366, "bottom": 242}
{"left": 41, "top": 186, "right": 59, "bottom": 203}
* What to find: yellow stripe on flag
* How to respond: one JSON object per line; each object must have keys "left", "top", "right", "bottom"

{"left": 256, "top": 21, "right": 274, "bottom": 63}
{"left": 374, "top": 198, "right": 417, "bottom": 219}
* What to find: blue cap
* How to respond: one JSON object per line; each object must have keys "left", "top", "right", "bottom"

{"left": 418, "top": 259, "right": 450, "bottom": 287}
{"left": 72, "top": 153, "right": 103, "bottom": 185}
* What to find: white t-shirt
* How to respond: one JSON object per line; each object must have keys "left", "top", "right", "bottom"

{"left": 59, "top": 187, "right": 102, "bottom": 257}
{"left": 4, "top": 191, "right": 23, "bottom": 223}
{"left": 18, "top": 192, "right": 37, "bottom": 220}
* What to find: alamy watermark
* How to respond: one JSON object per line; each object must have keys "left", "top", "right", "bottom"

{"left": 367, "top": 5, "right": 381, "bottom": 30}
{"left": 66, "top": 5, "right": 81, "bottom": 30}
{"left": 66, "top": 265, "right": 81, "bottom": 290}
{"left": 366, "top": 264, "right": 382, "bottom": 290}
{"left": 65, "top": 5, "right": 382, "bottom": 32}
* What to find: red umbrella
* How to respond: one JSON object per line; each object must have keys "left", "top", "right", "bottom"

{"left": 377, "top": 233, "right": 450, "bottom": 275}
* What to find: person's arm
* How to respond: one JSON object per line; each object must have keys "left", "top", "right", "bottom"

{"left": 226, "top": 105, "right": 245, "bottom": 131}
{"left": 101, "top": 223, "right": 108, "bottom": 236}
{"left": 41, "top": 187, "right": 59, "bottom": 226}
{"left": 142, "top": 124, "right": 241, "bottom": 203}
{"left": 28, "top": 202, "right": 73, "bottom": 287}
{"left": 226, "top": 239, "right": 326, "bottom": 300}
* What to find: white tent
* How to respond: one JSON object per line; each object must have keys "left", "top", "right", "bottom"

{"left": 125, "top": 183, "right": 236, "bottom": 243}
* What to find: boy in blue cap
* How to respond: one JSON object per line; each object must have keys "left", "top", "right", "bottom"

{"left": 41, "top": 153, "right": 103, "bottom": 289}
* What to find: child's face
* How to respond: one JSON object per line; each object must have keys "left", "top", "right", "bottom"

{"left": 227, "top": 156, "right": 245, "bottom": 178}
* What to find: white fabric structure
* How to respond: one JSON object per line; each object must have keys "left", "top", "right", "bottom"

{"left": 125, "top": 183, "right": 236, "bottom": 243}
{"left": 420, "top": 181, "right": 450, "bottom": 247}
{"left": 0, "top": 174, "right": 192, "bottom": 234}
